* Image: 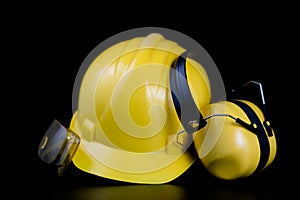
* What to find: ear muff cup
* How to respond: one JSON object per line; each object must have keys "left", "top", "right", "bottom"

{"left": 194, "top": 100, "right": 277, "bottom": 180}
{"left": 230, "top": 99, "right": 270, "bottom": 175}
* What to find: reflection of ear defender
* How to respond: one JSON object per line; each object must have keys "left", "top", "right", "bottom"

{"left": 170, "top": 54, "right": 277, "bottom": 180}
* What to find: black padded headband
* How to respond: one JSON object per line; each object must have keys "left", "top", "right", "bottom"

{"left": 169, "top": 52, "right": 207, "bottom": 134}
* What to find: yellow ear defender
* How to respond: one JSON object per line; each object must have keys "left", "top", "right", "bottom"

{"left": 170, "top": 53, "right": 277, "bottom": 180}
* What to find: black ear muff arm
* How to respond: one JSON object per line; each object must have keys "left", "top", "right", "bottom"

{"left": 203, "top": 114, "right": 261, "bottom": 137}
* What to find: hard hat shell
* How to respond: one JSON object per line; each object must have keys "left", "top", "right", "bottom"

{"left": 69, "top": 32, "right": 212, "bottom": 184}
{"left": 194, "top": 100, "right": 277, "bottom": 180}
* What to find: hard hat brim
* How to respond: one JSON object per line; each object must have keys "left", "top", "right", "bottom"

{"left": 70, "top": 113, "right": 197, "bottom": 184}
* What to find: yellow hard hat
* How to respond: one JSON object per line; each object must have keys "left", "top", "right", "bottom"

{"left": 38, "top": 28, "right": 217, "bottom": 184}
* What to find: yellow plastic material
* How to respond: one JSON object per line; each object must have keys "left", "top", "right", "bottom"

{"left": 69, "top": 33, "right": 211, "bottom": 184}
{"left": 194, "top": 100, "right": 277, "bottom": 180}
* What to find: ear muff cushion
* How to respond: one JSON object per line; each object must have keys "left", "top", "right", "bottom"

{"left": 230, "top": 100, "right": 271, "bottom": 174}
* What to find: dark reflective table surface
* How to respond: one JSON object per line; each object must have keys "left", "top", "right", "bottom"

{"left": 36, "top": 184, "right": 276, "bottom": 200}
{"left": 30, "top": 157, "right": 293, "bottom": 200}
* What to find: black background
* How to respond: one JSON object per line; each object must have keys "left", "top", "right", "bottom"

{"left": 9, "top": 3, "right": 297, "bottom": 200}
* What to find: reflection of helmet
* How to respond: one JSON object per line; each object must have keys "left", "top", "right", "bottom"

{"left": 67, "top": 32, "right": 211, "bottom": 183}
